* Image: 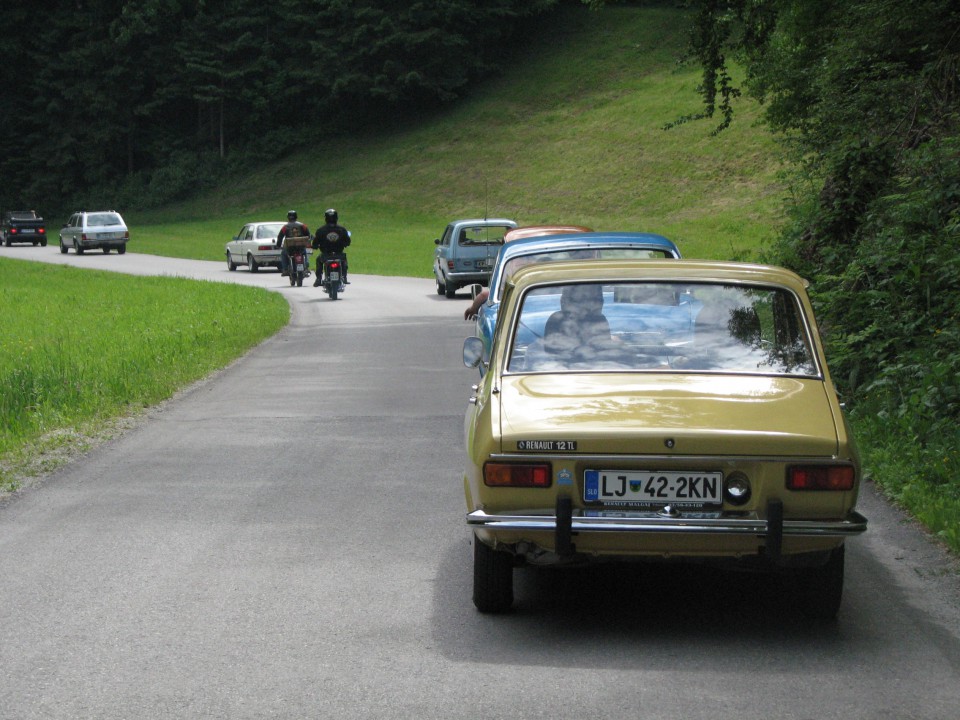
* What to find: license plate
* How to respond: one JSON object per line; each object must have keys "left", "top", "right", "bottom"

{"left": 584, "top": 470, "right": 722, "bottom": 506}
{"left": 329, "top": 271, "right": 340, "bottom": 280}
{"left": 476, "top": 258, "right": 493, "bottom": 269}
{"left": 296, "top": 263, "right": 304, "bottom": 271}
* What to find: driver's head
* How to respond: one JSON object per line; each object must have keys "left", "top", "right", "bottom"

{"left": 560, "top": 283, "right": 604, "bottom": 317}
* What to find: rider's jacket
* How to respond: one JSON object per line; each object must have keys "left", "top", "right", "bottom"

{"left": 277, "top": 221, "right": 310, "bottom": 247}
{"left": 312, "top": 223, "right": 351, "bottom": 255}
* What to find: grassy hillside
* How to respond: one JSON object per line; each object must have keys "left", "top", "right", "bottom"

{"left": 131, "top": 4, "right": 784, "bottom": 275}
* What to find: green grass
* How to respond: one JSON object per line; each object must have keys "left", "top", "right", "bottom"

{"left": 0, "top": 257, "right": 288, "bottom": 492}
{"left": 129, "top": 5, "right": 785, "bottom": 274}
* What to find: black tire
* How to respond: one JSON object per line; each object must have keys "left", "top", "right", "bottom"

{"left": 76, "top": 244, "right": 84, "bottom": 255}
{"left": 445, "top": 282, "right": 457, "bottom": 299}
{"left": 118, "top": 245, "right": 126, "bottom": 255}
{"left": 226, "top": 252, "right": 237, "bottom": 271}
{"left": 329, "top": 284, "right": 338, "bottom": 300}
{"left": 59, "top": 239, "right": 67, "bottom": 254}
{"left": 248, "top": 254, "right": 259, "bottom": 273}
{"left": 795, "top": 545, "right": 845, "bottom": 621}
{"left": 436, "top": 276, "right": 446, "bottom": 296}
{"left": 3, "top": 235, "right": 10, "bottom": 247}
{"left": 473, "top": 535, "right": 514, "bottom": 613}
{"left": 102, "top": 247, "right": 111, "bottom": 254}
{"left": 40, "top": 238, "right": 47, "bottom": 247}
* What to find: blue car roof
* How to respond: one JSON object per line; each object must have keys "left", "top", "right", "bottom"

{"left": 488, "top": 232, "right": 681, "bottom": 302}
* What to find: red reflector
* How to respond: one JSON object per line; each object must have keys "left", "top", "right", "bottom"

{"left": 484, "top": 462, "right": 551, "bottom": 488}
{"left": 787, "top": 465, "right": 855, "bottom": 491}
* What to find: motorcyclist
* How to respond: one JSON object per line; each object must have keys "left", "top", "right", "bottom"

{"left": 276, "top": 210, "right": 311, "bottom": 277}
{"left": 312, "top": 208, "right": 351, "bottom": 287}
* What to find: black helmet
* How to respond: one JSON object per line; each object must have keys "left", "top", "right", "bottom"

{"left": 325, "top": 208, "right": 338, "bottom": 224}
{"left": 287, "top": 210, "right": 298, "bottom": 221}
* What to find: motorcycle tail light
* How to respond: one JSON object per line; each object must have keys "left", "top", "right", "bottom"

{"left": 330, "top": 261, "right": 340, "bottom": 269}
{"left": 484, "top": 462, "right": 551, "bottom": 488}
{"left": 787, "top": 465, "right": 855, "bottom": 491}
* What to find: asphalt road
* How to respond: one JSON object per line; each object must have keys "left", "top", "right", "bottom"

{"left": 1, "top": 243, "right": 959, "bottom": 719}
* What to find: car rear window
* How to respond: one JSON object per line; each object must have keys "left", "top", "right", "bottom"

{"left": 496, "top": 247, "right": 676, "bottom": 301}
{"left": 506, "top": 281, "right": 818, "bottom": 377}
{"left": 458, "top": 225, "right": 511, "bottom": 245}
{"left": 86, "top": 213, "right": 123, "bottom": 227}
{"left": 257, "top": 224, "right": 284, "bottom": 239}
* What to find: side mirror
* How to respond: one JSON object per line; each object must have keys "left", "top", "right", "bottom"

{"left": 434, "top": 238, "right": 441, "bottom": 245}
{"left": 463, "top": 337, "right": 484, "bottom": 369}
{"left": 469, "top": 283, "right": 483, "bottom": 299}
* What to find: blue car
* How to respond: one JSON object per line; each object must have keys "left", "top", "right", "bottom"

{"left": 472, "top": 232, "right": 681, "bottom": 368}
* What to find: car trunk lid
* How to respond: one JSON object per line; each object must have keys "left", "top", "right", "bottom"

{"left": 498, "top": 373, "right": 839, "bottom": 457}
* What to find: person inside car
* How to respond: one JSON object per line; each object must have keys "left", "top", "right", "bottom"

{"left": 276, "top": 210, "right": 311, "bottom": 276}
{"left": 312, "top": 208, "right": 351, "bottom": 286}
{"left": 543, "top": 283, "right": 614, "bottom": 357}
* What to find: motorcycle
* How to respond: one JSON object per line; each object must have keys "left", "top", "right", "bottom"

{"left": 321, "top": 253, "right": 347, "bottom": 300}
{"left": 286, "top": 238, "right": 310, "bottom": 287}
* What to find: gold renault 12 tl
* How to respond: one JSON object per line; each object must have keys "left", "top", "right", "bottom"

{"left": 462, "top": 259, "right": 867, "bottom": 619}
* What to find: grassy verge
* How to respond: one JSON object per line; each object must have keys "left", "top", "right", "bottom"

{"left": 0, "top": 257, "right": 289, "bottom": 493}
{"left": 852, "top": 409, "right": 960, "bottom": 554}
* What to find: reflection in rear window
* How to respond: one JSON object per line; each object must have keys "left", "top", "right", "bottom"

{"left": 507, "top": 281, "right": 818, "bottom": 377}
{"left": 257, "top": 224, "right": 284, "bottom": 239}
{"left": 459, "top": 226, "right": 511, "bottom": 245}
{"left": 87, "top": 213, "right": 123, "bottom": 227}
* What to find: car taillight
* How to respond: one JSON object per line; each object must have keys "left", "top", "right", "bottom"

{"left": 38, "top": 227, "right": 45, "bottom": 234}
{"left": 9, "top": 228, "right": 17, "bottom": 234}
{"left": 786, "top": 465, "right": 855, "bottom": 491}
{"left": 484, "top": 462, "right": 551, "bottom": 488}
{"left": 257, "top": 244, "right": 273, "bottom": 251}
{"left": 447, "top": 260, "right": 455, "bottom": 270}
{"left": 81, "top": 233, "right": 87, "bottom": 242}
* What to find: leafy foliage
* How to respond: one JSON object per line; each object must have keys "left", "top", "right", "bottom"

{"left": 685, "top": 0, "right": 960, "bottom": 544}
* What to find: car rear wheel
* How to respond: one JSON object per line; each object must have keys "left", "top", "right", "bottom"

{"left": 226, "top": 252, "right": 237, "bottom": 271}
{"left": 248, "top": 254, "right": 259, "bottom": 273}
{"left": 103, "top": 247, "right": 111, "bottom": 254}
{"left": 118, "top": 245, "right": 126, "bottom": 255}
{"left": 436, "top": 276, "right": 446, "bottom": 296}
{"left": 445, "top": 281, "right": 457, "bottom": 299}
{"left": 59, "top": 239, "right": 68, "bottom": 254}
{"left": 795, "top": 544, "right": 844, "bottom": 621}
{"left": 473, "top": 534, "right": 513, "bottom": 613}
{"left": 76, "top": 244, "right": 84, "bottom": 255}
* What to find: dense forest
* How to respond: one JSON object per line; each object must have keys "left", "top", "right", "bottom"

{"left": 0, "top": 0, "right": 556, "bottom": 213}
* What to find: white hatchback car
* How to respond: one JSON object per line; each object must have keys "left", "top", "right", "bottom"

{"left": 59, "top": 211, "right": 129, "bottom": 255}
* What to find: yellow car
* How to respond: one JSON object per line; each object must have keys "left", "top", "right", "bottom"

{"left": 462, "top": 260, "right": 867, "bottom": 618}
